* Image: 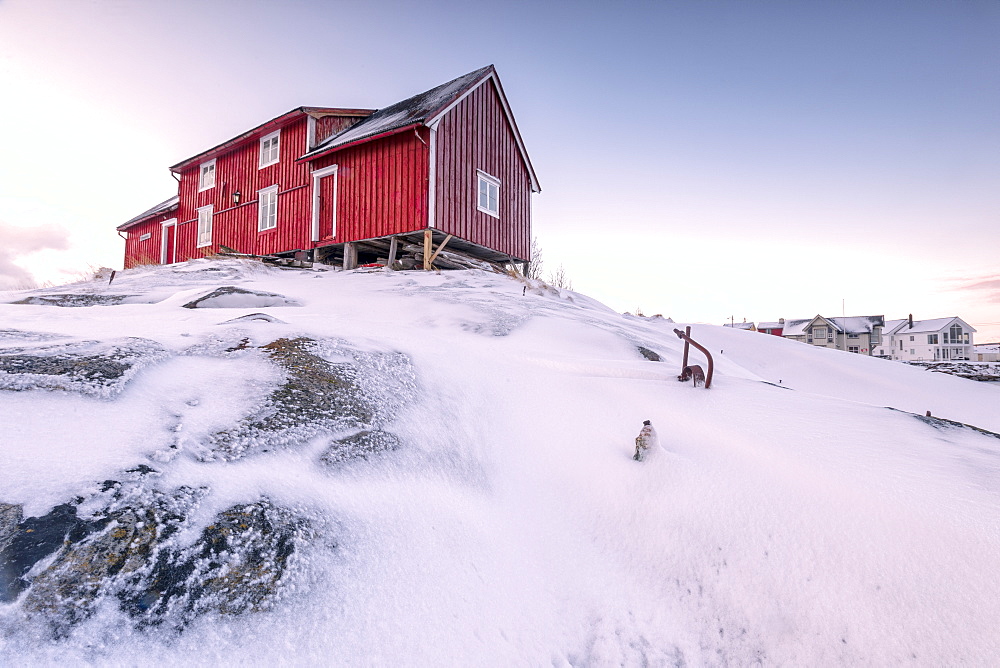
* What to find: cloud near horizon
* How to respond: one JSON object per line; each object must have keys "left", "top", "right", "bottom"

{"left": 949, "top": 274, "right": 1000, "bottom": 305}
{"left": 0, "top": 222, "right": 71, "bottom": 289}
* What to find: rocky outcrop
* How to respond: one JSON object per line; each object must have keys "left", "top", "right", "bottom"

{"left": 2, "top": 474, "right": 309, "bottom": 636}
{"left": 0, "top": 338, "right": 169, "bottom": 397}
{"left": 204, "top": 337, "right": 413, "bottom": 462}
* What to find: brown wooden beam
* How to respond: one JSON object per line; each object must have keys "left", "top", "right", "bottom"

{"left": 427, "top": 233, "right": 454, "bottom": 266}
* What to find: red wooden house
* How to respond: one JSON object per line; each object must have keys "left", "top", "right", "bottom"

{"left": 118, "top": 66, "right": 540, "bottom": 271}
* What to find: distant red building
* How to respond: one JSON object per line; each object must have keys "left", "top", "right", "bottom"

{"left": 758, "top": 320, "right": 784, "bottom": 336}
{"left": 118, "top": 66, "right": 540, "bottom": 270}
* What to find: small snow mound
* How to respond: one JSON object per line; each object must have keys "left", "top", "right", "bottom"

{"left": 182, "top": 286, "right": 302, "bottom": 309}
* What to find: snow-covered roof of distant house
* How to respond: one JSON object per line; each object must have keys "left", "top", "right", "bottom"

{"left": 883, "top": 317, "right": 974, "bottom": 335}
{"left": 781, "top": 315, "right": 884, "bottom": 337}
{"left": 299, "top": 65, "right": 540, "bottom": 192}
{"left": 829, "top": 316, "right": 884, "bottom": 334}
{"left": 724, "top": 322, "right": 755, "bottom": 330}
{"left": 974, "top": 342, "right": 1000, "bottom": 351}
{"left": 117, "top": 195, "right": 179, "bottom": 231}
{"left": 758, "top": 321, "right": 783, "bottom": 330}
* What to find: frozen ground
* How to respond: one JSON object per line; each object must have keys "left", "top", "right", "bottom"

{"left": 1, "top": 260, "right": 999, "bottom": 666}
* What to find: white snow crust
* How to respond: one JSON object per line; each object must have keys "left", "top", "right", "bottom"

{"left": 1, "top": 259, "right": 999, "bottom": 665}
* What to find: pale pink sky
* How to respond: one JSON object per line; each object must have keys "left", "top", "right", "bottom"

{"left": 0, "top": 0, "right": 997, "bottom": 339}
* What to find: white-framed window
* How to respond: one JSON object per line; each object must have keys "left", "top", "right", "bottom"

{"left": 477, "top": 170, "right": 500, "bottom": 218}
{"left": 199, "top": 159, "right": 216, "bottom": 191}
{"left": 848, "top": 346, "right": 860, "bottom": 354}
{"left": 813, "top": 326, "right": 827, "bottom": 339}
{"left": 197, "top": 205, "right": 214, "bottom": 248}
{"left": 928, "top": 334, "right": 938, "bottom": 344}
{"left": 139, "top": 233, "right": 151, "bottom": 241}
{"left": 259, "top": 130, "right": 280, "bottom": 168}
{"left": 848, "top": 332, "right": 859, "bottom": 339}
{"left": 258, "top": 185, "right": 278, "bottom": 231}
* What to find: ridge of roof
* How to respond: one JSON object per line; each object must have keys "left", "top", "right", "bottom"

{"left": 302, "top": 66, "right": 494, "bottom": 159}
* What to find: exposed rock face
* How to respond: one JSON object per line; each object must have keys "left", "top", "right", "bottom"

{"left": 637, "top": 346, "right": 662, "bottom": 362}
{"left": 182, "top": 286, "right": 302, "bottom": 309}
{"left": 205, "top": 337, "right": 413, "bottom": 463}
{"left": 2, "top": 477, "right": 309, "bottom": 636}
{"left": 321, "top": 429, "right": 401, "bottom": 466}
{"left": 0, "top": 338, "right": 169, "bottom": 397}
{"left": 9, "top": 294, "right": 137, "bottom": 307}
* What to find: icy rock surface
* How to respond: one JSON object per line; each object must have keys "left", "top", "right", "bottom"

{"left": 10, "top": 294, "right": 142, "bottom": 307}
{"left": 1, "top": 472, "right": 310, "bottom": 636}
{"left": 202, "top": 336, "right": 413, "bottom": 462}
{"left": 0, "top": 338, "right": 169, "bottom": 397}
{"left": 182, "top": 286, "right": 302, "bottom": 309}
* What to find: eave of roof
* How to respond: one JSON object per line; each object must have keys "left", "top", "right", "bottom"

{"left": 117, "top": 195, "right": 179, "bottom": 231}
{"left": 169, "top": 106, "right": 374, "bottom": 173}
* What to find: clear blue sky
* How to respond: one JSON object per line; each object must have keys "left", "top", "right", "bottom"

{"left": 1, "top": 0, "right": 998, "bottom": 338}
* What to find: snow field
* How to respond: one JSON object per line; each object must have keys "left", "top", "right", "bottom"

{"left": 1, "top": 260, "right": 998, "bottom": 665}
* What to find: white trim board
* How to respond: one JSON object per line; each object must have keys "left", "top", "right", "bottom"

{"left": 310, "top": 165, "right": 339, "bottom": 242}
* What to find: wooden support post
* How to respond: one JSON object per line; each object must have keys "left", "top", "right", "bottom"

{"left": 423, "top": 229, "right": 433, "bottom": 270}
{"left": 427, "top": 233, "right": 454, "bottom": 266}
{"left": 343, "top": 243, "right": 357, "bottom": 270}
{"left": 387, "top": 236, "right": 398, "bottom": 270}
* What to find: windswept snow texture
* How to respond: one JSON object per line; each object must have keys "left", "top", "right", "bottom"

{"left": 1, "top": 259, "right": 999, "bottom": 665}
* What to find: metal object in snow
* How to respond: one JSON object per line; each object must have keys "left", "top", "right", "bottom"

{"left": 674, "top": 326, "right": 714, "bottom": 389}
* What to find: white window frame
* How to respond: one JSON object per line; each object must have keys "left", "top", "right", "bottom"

{"left": 813, "top": 326, "right": 827, "bottom": 339}
{"left": 196, "top": 205, "right": 214, "bottom": 248}
{"left": 198, "top": 159, "right": 216, "bottom": 191}
{"left": 139, "top": 233, "right": 151, "bottom": 241}
{"left": 259, "top": 130, "right": 280, "bottom": 168}
{"left": 258, "top": 185, "right": 279, "bottom": 232}
{"left": 848, "top": 346, "right": 860, "bottom": 354}
{"left": 476, "top": 170, "right": 500, "bottom": 218}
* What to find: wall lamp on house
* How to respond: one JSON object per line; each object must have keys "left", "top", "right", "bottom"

{"left": 232, "top": 190, "right": 242, "bottom": 205}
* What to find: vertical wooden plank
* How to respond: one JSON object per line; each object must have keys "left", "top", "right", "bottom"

{"left": 423, "top": 229, "right": 432, "bottom": 270}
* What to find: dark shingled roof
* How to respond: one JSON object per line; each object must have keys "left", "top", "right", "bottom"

{"left": 117, "top": 195, "right": 179, "bottom": 231}
{"left": 302, "top": 65, "right": 494, "bottom": 158}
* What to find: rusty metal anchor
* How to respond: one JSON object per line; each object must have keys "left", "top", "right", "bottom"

{"left": 674, "top": 326, "right": 714, "bottom": 389}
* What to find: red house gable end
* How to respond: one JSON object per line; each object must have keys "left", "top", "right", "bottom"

{"left": 120, "top": 68, "right": 538, "bottom": 269}
{"left": 432, "top": 76, "right": 533, "bottom": 261}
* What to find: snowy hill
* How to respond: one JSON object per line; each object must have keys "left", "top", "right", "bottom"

{"left": 2, "top": 260, "right": 999, "bottom": 665}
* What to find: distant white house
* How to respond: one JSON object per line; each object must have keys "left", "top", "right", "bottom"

{"left": 973, "top": 343, "right": 1000, "bottom": 362}
{"left": 782, "top": 315, "right": 884, "bottom": 355}
{"left": 874, "top": 316, "right": 975, "bottom": 361}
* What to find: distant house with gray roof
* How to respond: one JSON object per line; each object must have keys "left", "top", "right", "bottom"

{"left": 782, "top": 314, "right": 884, "bottom": 355}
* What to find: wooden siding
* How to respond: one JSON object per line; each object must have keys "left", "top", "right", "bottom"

{"left": 311, "top": 130, "right": 430, "bottom": 243}
{"left": 123, "top": 217, "right": 172, "bottom": 268}
{"left": 434, "top": 79, "right": 532, "bottom": 261}
{"left": 313, "top": 115, "right": 365, "bottom": 147}
{"left": 172, "top": 115, "right": 314, "bottom": 261}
